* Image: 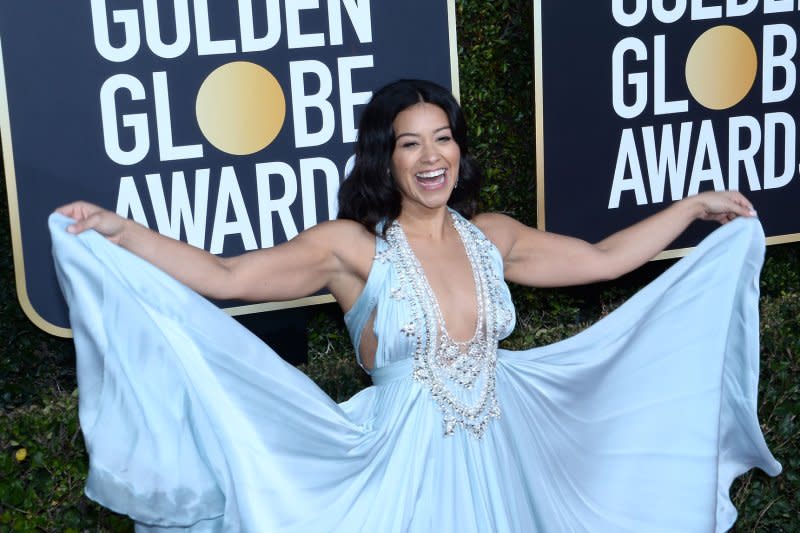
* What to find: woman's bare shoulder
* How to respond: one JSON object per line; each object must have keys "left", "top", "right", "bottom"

{"left": 471, "top": 212, "right": 525, "bottom": 256}
{"left": 304, "top": 218, "right": 377, "bottom": 271}
{"left": 300, "top": 218, "right": 374, "bottom": 243}
{"left": 300, "top": 219, "right": 378, "bottom": 307}
{"left": 472, "top": 211, "right": 519, "bottom": 230}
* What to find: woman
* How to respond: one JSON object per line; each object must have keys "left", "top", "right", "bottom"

{"left": 53, "top": 79, "right": 780, "bottom": 532}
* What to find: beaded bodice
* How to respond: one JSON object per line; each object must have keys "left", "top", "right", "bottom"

{"left": 344, "top": 211, "right": 516, "bottom": 438}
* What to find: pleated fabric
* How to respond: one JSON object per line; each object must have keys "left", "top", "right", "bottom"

{"left": 49, "top": 212, "right": 780, "bottom": 532}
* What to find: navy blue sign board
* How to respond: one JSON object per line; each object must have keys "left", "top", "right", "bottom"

{"left": 534, "top": 1, "right": 800, "bottom": 257}
{"left": 1, "top": 1, "right": 459, "bottom": 336}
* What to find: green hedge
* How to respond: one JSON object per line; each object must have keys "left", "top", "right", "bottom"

{"left": 2, "top": 1, "right": 798, "bottom": 530}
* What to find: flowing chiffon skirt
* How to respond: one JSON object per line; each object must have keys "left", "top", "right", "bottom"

{"left": 49, "top": 213, "right": 780, "bottom": 532}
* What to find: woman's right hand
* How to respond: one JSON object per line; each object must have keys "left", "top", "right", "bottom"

{"left": 55, "top": 201, "right": 129, "bottom": 244}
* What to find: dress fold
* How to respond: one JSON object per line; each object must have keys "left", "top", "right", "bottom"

{"left": 50, "top": 213, "right": 780, "bottom": 532}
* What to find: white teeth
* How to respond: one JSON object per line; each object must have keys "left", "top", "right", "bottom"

{"left": 416, "top": 169, "right": 446, "bottom": 179}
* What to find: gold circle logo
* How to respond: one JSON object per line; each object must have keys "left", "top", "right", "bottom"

{"left": 685, "top": 25, "right": 757, "bottom": 111}
{"left": 196, "top": 61, "right": 286, "bottom": 155}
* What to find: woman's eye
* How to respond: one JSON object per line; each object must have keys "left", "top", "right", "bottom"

{"left": 437, "top": 136, "right": 452, "bottom": 143}
{"left": 402, "top": 141, "right": 418, "bottom": 148}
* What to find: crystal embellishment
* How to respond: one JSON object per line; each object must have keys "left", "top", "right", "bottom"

{"left": 385, "top": 212, "right": 504, "bottom": 439}
{"left": 374, "top": 249, "right": 392, "bottom": 263}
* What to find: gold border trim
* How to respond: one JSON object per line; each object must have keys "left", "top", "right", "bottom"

{"left": 766, "top": 232, "right": 800, "bottom": 246}
{"left": 533, "top": 0, "right": 545, "bottom": 230}
{"left": 654, "top": 247, "right": 694, "bottom": 261}
{"left": 225, "top": 294, "right": 336, "bottom": 316}
{"left": 0, "top": 36, "right": 72, "bottom": 338}
{"left": 652, "top": 231, "right": 800, "bottom": 261}
{"left": 448, "top": 0, "right": 461, "bottom": 101}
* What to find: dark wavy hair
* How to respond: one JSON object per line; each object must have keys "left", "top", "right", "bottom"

{"left": 337, "top": 79, "right": 483, "bottom": 236}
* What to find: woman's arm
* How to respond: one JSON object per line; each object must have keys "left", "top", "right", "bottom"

{"left": 475, "top": 191, "right": 756, "bottom": 288}
{"left": 56, "top": 201, "right": 372, "bottom": 303}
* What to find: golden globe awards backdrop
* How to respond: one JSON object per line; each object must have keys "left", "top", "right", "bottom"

{"left": 534, "top": 1, "right": 800, "bottom": 256}
{"left": 0, "top": 1, "right": 458, "bottom": 336}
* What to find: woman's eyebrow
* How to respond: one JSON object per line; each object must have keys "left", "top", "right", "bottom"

{"left": 396, "top": 126, "right": 451, "bottom": 139}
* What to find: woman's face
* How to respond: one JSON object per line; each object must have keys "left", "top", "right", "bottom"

{"left": 390, "top": 102, "right": 461, "bottom": 214}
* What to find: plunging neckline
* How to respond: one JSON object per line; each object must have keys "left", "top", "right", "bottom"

{"left": 395, "top": 211, "right": 482, "bottom": 345}
{"left": 384, "top": 211, "right": 503, "bottom": 437}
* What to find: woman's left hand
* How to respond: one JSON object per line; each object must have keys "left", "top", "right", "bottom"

{"left": 688, "top": 191, "right": 757, "bottom": 224}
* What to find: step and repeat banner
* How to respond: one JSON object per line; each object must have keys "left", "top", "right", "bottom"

{"left": 535, "top": 1, "right": 800, "bottom": 256}
{"left": 1, "top": 1, "right": 458, "bottom": 336}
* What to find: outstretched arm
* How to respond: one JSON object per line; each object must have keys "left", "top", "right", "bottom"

{"left": 475, "top": 191, "right": 756, "bottom": 288}
{"left": 56, "top": 201, "right": 371, "bottom": 303}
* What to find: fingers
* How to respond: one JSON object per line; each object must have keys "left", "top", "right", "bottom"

{"left": 725, "top": 200, "right": 757, "bottom": 219}
{"left": 54, "top": 201, "right": 106, "bottom": 235}
{"left": 55, "top": 201, "right": 127, "bottom": 242}
{"left": 54, "top": 202, "right": 82, "bottom": 219}
{"left": 705, "top": 191, "right": 756, "bottom": 217}
{"left": 68, "top": 211, "right": 107, "bottom": 235}
{"left": 65, "top": 216, "right": 90, "bottom": 235}
{"left": 727, "top": 191, "right": 756, "bottom": 216}
{"left": 695, "top": 191, "right": 757, "bottom": 224}
{"left": 55, "top": 201, "right": 94, "bottom": 221}
{"left": 55, "top": 202, "right": 103, "bottom": 234}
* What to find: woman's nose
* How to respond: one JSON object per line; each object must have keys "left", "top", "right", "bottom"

{"left": 420, "top": 142, "right": 440, "bottom": 163}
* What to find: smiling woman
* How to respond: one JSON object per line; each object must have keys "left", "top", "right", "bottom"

{"left": 52, "top": 79, "right": 779, "bottom": 531}
{"left": 391, "top": 104, "right": 460, "bottom": 205}
{"left": 338, "top": 80, "right": 483, "bottom": 238}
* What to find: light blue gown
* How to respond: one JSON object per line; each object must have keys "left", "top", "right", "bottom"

{"left": 49, "top": 212, "right": 781, "bottom": 532}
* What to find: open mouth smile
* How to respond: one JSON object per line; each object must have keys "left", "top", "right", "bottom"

{"left": 415, "top": 168, "right": 447, "bottom": 189}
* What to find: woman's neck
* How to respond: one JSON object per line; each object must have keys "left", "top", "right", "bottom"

{"left": 396, "top": 206, "right": 452, "bottom": 241}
